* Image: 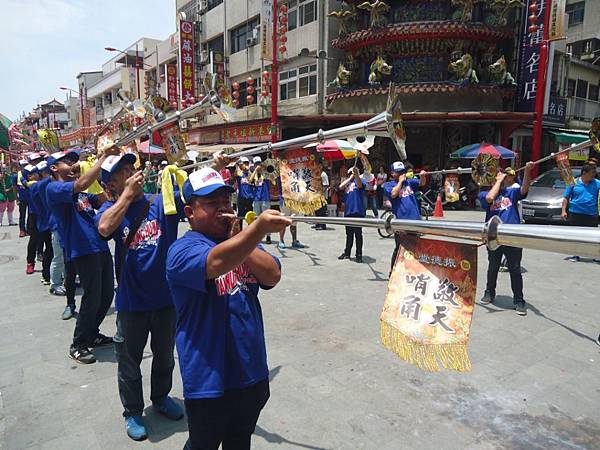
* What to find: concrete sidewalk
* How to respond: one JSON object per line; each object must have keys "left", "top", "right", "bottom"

{"left": 0, "top": 210, "right": 599, "bottom": 449}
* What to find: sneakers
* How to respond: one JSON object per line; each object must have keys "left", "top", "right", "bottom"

{"left": 62, "top": 305, "right": 75, "bottom": 320}
{"left": 265, "top": 235, "right": 272, "bottom": 245}
{"left": 25, "top": 263, "right": 34, "bottom": 274}
{"left": 480, "top": 290, "right": 495, "bottom": 305}
{"left": 515, "top": 301, "right": 527, "bottom": 316}
{"left": 277, "top": 241, "right": 286, "bottom": 249}
{"left": 355, "top": 256, "right": 363, "bottom": 263}
{"left": 568, "top": 255, "right": 580, "bottom": 262}
{"left": 68, "top": 345, "right": 96, "bottom": 364}
{"left": 291, "top": 240, "right": 306, "bottom": 249}
{"left": 153, "top": 396, "right": 184, "bottom": 421}
{"left": 19, "top": 230, "right": 26, "bottom": 238}
{"left": 125, "top": 415, "right": 148, "bottom": 441}
{"left": 40, "top": 277, "right": 50, "bottom": 286}
{"left": 338, "top": 253, "right": 349, "bottom": 260}
{"left": 91, "top": 333, "right": 114, "bottom": 347}
{"left": 50, "top": 286, "right": 67, "bottom": 296}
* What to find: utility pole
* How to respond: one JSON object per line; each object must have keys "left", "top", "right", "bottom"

{"left": 271, "top": 0, "right": 278, "bottom": 144}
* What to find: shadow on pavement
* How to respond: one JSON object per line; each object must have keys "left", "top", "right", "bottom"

{"left": 527, "top": 303, "right": 596, "bottom": 343}
{"left": 255, "top": 425, "right": 331, "bottom": 450}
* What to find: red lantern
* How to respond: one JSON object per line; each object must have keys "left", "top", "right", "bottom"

{"left": 279, "top": 15, "right": 288, "bottom": 24}
{"left": 233, "top": 99, "right": 239, "bottom": 107}
{"left": 528, "top": 24, "right": 539, "bottom": 33}
{"left": 246, "top": 95, "right": 254, "bottom": 104}
{"left": 262, "top": 70, "right": 270, "bottom": 79}
{"left": 232, "top": 90, "right": 240, "bottom": 99}
{"left": 528, "top": 13, "right": 537, "bottom": 23}
{"left": 233, "top": 82, "right": 240, "bottom": 91}
{"left": 279, "top": 45, "right": 287, "bottom": 53}
{"left": 279, "top": 4, "right": 288, "bottom": 13}
{"left": 188, "top": 97, "right": 195, "bottom": 104}
{"left": 279, "top": 35, "right": 288, "bottom": 43}
{"left": 279, "top": 26, "right": 288, "bottom": 34}
{"left": 247, "top": 76, "right": 255, "bottom": 85}
{"left": 247, "top": 86, "right": 255, "bottom": 94}
{"left": 261, "top": 90, "right": 269, "bottom": 97}
{"left": 528, "top": 2, "right": 538, "bottom": 13}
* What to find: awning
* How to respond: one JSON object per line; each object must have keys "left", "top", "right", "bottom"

{"left": 186, "top": 143, "right": 256, "bottom": 155}
{"left": 549, "top": 131, "right": 589, "bottom": 144}
{"left": 138, "top": 140, "right": 165, "bottom": 154}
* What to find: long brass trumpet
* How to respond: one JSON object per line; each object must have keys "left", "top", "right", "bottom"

{"left": 286, "top": 215, "right": 600, "bottom": 258}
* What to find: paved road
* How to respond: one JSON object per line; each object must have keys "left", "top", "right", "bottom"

{"left": 0, "top": 210, "right": 599, "bottom": 449}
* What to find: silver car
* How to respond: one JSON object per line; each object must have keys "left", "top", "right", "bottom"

{"left": 521, "top": 168, "right": 582, "bottom": 224}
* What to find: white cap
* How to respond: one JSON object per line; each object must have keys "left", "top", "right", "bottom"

{"left": 160, "top": 160, "right": 168, "bottom": 166}
{"left": 145, "top": 161, "right": 151, "bottom": 166}
{"left": 183, "top": 167, "right": 235, "bottom": 202}
{"left": 391, "top": 161, "right": 405, "bottom": 173}
{"left": 252, "top": 156, "right": 262, "bottom": 164}
{"left": 36, "top": 161, "right": 47, "bottom": 172}
{"left": 27, "top": 152, "right": 42, "bottom": 162}
{"left": 239, "top": 157, "right": 250, "bottom": 163}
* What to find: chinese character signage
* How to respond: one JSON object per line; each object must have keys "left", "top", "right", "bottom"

{"left": 223, "top": 121, "right": 280, "bottom": 143}
{"left": 280, "top": 148, "right": 327, "bottom": 214}
{"left": 543, "top": 95, "right": 566, "bottom": 126}
{"left": 516, "top": 0, "right": 545, "bottom": 112}
{"left": 261, "top": 0, "right": 274, "bottom": 60}
{"left": 548, "top": 0, "right": 566, "bottom": 41}
{"left": 158, "top": 122, "right": 187, "bottom": 165}
{"left": 167, "top": 64, "right": 178, "bottom": 104}
{"left": 380, "top": 236, "right": 477, "bottom": 372}
{"left": 179, "top": 20, "right": 195, "bottom": 103}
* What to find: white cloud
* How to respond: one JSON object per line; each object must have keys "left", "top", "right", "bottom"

{"left": 0, "top": 0, "right": 174, "bottom": 120}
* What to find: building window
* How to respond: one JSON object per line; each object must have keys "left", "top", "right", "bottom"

{"left": 567, "top": 78, "right": 576, "bottom": 97}
{"left": 287, "top": 0, "right": 316, "bottom": 31}
{"left": 207, "top": 35, "right": 224, "bottom": 55}
{"left": 207, "top": 0, "right": 223, "bottom": 11}
{"left": 589, "top": 85, "right": 599, "bottom": 102}
{"left": 575, "top": 79, "right": 588, "bottom": 98}
{"left": 279, "top": 64, "right": 317, "bottom": 100}
{"left": 566, "top": 2, "right": 585, "bottom": 27}
{"left": 230, "top": 17, "right": 260, "bottom": 54}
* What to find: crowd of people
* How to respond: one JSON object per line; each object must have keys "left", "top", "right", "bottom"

{"left": 3, "top": 145, "right": 599, "bottom": 449}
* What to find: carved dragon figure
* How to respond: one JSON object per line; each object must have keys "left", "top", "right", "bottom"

{"left": 489, "top": 0, "right": 525, "bottom": 27}
{"left": 357, "top": 0, "right": 390, "bottom": 28}
{"left": 451, "top": 0, "right": 475, "bottom": 21}
{"left": 328, "top": 7, "right": 357, "bottom": 37}
{"left": 328, "top": 63, "right": 352, "bottom": 89}
{"left": 488, "top": 55, "right": 516, "bottom": 85}
{"left": 448, "top": 53, "right": 479, "bottom": 84}
{"left": 368, "top": 55, "right": 392, "bottom": 85}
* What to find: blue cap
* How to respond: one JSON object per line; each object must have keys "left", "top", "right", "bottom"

{"left": 182, "top": 167, "right": 234, "bottom": 203}
{"left": 100, "top": 153, "right": 137, "bottom": 184}
{"left": 47, "top": 150, "right": 80, "bottom": 168}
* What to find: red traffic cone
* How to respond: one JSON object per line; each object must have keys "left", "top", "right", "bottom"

{"left": 433, "top": 193, "right": 444, "bottom": 218}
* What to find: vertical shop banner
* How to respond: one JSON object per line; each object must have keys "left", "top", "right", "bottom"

{"left": 167, "top": 64, "right": 178, "bottom": 104}
{"left": 279, "top": 148, "right": 327, "bottom": 214}
{"left": 261, "top": 0, "right": 274, "bottom": 60}
{"left": 516, "top": 0, "right": 545, "bottom": 112}
{"left": 380, "top": 236, "right": 477, "bottom": 372}
{"left": 158, "top": 123, "right": 187, "bottom": 165}
{"left": 548, "top": 0, "right": 566, "bottom": 41}
{"left": 444, "top": 174, "right": 460, "bottom": 203}
{"left": 179, "top": 20, "right": 196, "bottom": 103}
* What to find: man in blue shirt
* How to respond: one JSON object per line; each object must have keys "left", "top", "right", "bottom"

{"left": 22, "top": 164, "right": 40, "bottom": 275}
{"left": 249, "top": 155, "right": 273, "bottom": 244}
{"left": 46, "top": 148, "right": 118, "bottom": 364}
{"left": 561, "top": 162, "right": 600, "bottom": 262}
{"left": 16, "top": 159, "right": 29, "bottom": 237}
{"left": 236, "top": 157, "right": 255, "bottom": 229}
{"left": 383, "top": 161, "right": 426, "bottom": 273}
{"left": 478, "top": 163, "right": 533, "bottom": 315}
{"left": 166, "top": 167, "right": 289, "bottom": 450}
{"left": 28, "top": 161, "right": 54, "bottom": 285}
{"left": 95, "top": 153, "right": 188, "bottom": 441}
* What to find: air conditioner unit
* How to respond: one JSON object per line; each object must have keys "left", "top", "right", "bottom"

{"left": 252, "top": 27, "right": 259, "bottom": 40}
{"left": 199, "top": 50, "right": 209, "bottom": 65}
{"left": 199, "top": 0, "right": 208, "bottom": 12}
{"left": 246, "top": 37, "right": 258, "bottom": 47}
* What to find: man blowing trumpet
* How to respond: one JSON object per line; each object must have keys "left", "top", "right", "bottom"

{"left": 166, "top": 167, "right": 291, "bottom": 450}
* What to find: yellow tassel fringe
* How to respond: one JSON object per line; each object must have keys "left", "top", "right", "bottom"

{"left": 380, "top": 320, "right": 472, "bottom": 372}
{"left": 283, "top": 196, "right": 327, "bottom": 216}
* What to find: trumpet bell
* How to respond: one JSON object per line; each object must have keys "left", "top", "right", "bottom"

{"left": 262, "top": 158, "right": 280, "bottom": 182}
{"left": 471, "top": 153, "right": 498, "bottom": 186}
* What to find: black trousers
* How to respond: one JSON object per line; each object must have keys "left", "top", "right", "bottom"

{"left": 344, "top": 226, "right": 363, "bottom": 257}
{"left": 568, "top": 212, "right": 598, "bottom": 228}
{"left": 183, "top": 379, "right": 270, "bottom": 450}
{"left": 64, "top": 258, "right": 77, "bottom": 308}
{"left": 114, "top": 306, "right": 176, "bottom": 417}
{"left": 486, "top": 246, "right": 523, "bottom": 301}
{"left": 391, "top": 233, "right": 403, "bottom": 272}
{"left": 72, "top": 251, "right": 114, "bottom": 348}
{"left": 26, "top": 213, "right": 39, "bottom": 264}
{"left": 18, "top": 200, "right": 27, "bottom": 232}
{"left": 38, "top": 231, "right": 53, "bottom": 280}
{"left": 315, "top": 204, "right": 327, "bottom": 229}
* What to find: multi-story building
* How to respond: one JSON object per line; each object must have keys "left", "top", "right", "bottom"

{"left": 86, "top": 38, "right": 161, "bottom": 125}
{"left": 38, "top": 100, "right": 69, "bottom": 131}
{"left": 76, "top": 71, "right": 103, "bottom": 128}
{"left": 175, "top": 0, "right": 337, "bottom": 149}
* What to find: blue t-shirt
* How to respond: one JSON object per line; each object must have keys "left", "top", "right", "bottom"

{"left": 564, "top": 178, "right": 600, "bottom": 216}
{"left": 96, "top": 193, "right": 184, "bottom": 312}
{"left": 30, "top": 178, "right": 56, "bottom": 232}
{"left": 383, "top": 179, "right": 421, "bottom": 220}
{"left": 237, "top": 171, "right": 255, "bottom": 200}
{"left": 166, "top": 231, "right": 277, "bottom": 399}
{"left": 479, "top": 186, "right": 524, "bottom": 224}
{"left": 25, "top": 184, "right": 38, "bottom": 215}
{"left": 253, "top": 176, "right": 270, "bottom": 202}
{"left": 343, "top": 177, "right": 366, "bottom": 217}
{"left": 45, "top": 181, "right": 109, "bottom": 261}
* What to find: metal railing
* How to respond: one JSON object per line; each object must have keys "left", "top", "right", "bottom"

{"left": 567, "top": 97, "right": 600, "bottom": 122}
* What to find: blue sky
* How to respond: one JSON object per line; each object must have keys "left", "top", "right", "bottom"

{"left": 0, "top": 0, "right": 175, "bottom": 121}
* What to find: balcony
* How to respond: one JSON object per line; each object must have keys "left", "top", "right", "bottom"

{"left": 567, "top": 97, "right": 600, "bottom": 124}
